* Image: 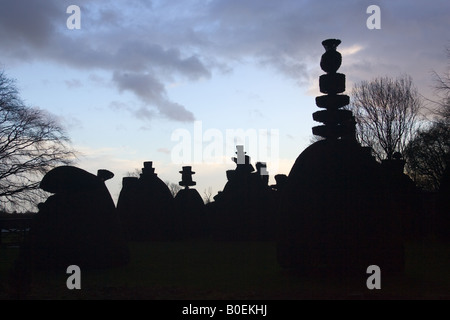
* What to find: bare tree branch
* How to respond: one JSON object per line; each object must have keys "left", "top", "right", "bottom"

{"left": 347, "top": 75, "right": 422, "bottom": 161}
{"left": 430, "top": 47, "right": 450, "bottom": 123}
{"left": 0, "top": 71, "right": 77, "bottom": 211}
{"left": 165, "top": 181, "right": 182, "bottom": 197}
{"left": 124, "top": 168, "right": 141, "bottom": 178}
{"left": 203, "top": 186, "right": 213, "bottom": 204}
{"left": 406, "top": 46, "right": 450, "bottom": 191}
{"left": 404, "top": 122, "right": 450, "bottom": 191}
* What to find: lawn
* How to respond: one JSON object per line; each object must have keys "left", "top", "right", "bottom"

{"left": 1, "top": 240, "right": 450, "bottom": 299}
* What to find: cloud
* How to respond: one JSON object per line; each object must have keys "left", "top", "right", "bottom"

{"left": 0, "top": 0, "right": 449, "bottom": 112}
{"left": 340, "top": 45, "right": 364, "bottom": 56}
{"left": 134, "top": 107, "right": 157, "bottom": 121}
{"left": 113, "top": 72, "right": 165, "bottom": 103}
{"left": 0, "top": 0, "right": 59, "bottom": 50}
{"left": 88, "top": 74, "right": 108, "bottom": 85}
{"left": 64, "top": 79, "right": 82, "bottom": 89}
{"left": 201, "top": 0, "right": 448, "bottom": 97}
{"left": 0, "top": 1, "right": 207, "bottom": 123}
{"left": 113, "top": 71, "right": 195, "bottom": 122}
{"left": 157, "top": 148, "right": 171, "bottom": 155}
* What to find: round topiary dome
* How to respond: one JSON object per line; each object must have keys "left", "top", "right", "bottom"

{"left": 278, "top": 139, "right": 404, "bottom": 275}
{"left": 277, "top": 39, "right": 405, "bottom": 276}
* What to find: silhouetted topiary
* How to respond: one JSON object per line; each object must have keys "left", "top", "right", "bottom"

{"left": 30, "top": 166, "right": 129, "bottom": 270}
{"left": 117, "top": 161, "right": 174, "bottom": 241}
{"left": 208, "top": 146, "right": 277, "bottom": 240}
{"left": 277, "top": 39, "right": 406, "bottom": 276}
{"left": 173, "top": 166, "right": 205, "bottom": 239}
{"left": 381, "top": 153, "right": 424, "bottom": 240}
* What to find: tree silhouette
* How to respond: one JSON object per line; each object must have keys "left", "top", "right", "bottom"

{"left": 0, "top": 71, "right": 76, "bottom": 209}
{"left": 405, "top": 122, "right": 450, "bottom": 191}
{"left": 203, "top": 186, "right": 213, "bottom": 204}
{"left": 430, "top": 46, "right": 450, "bottom": 123}
{"left": 125, "top": 168, "right": 141, "bottom": 178}
{"left": 405, "top": 47, "right": 450, "bottom": 191}
{"left": 165, "top": 180, "right": 182, "bottom": 197}
{"left": 347, "top": 75, "right": 422, "bottom": 161}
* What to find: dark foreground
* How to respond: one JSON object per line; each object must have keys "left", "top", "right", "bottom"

{"left": 1, "top": 240, "right": 449, "bottom": 299}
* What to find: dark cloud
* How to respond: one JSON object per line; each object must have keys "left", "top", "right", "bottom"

{"left": 134, "top": 107, "right": 158, "bottom": 121}
{"left": 111, "top": 41, "right": 210, "bottom": 79}
{"left": 113, "top": 71, "right": 195, "bottom": 122}
{"left": 0, "top": 0, "right": 449, "bottom": 118}
{"left": 113, "top": 72, "right": 165, "bottom": 103}
{"left": 0, "top": 1, "right": 59, "bottom": 49}
{"left": 200, "top": 0, "right": 449, "bottom": 97}
{"left": 0, "top": 1, "right": 206, "bottom": 122}
{"left": 157, "top": 100, "right": 196, "bottom": 122}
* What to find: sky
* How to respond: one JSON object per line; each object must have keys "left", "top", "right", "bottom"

{"left": 0, "top": 0, "right": 449, "bottom": 204}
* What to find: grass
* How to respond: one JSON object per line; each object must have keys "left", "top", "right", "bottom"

{"left": 1, "top": 239, "right": 450, "bottom": 299}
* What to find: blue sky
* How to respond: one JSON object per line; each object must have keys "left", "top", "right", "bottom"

{"left": 0, "top": 0, "right": 449, "bottom": 203}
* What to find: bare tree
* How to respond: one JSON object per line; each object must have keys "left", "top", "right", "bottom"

{"left": 0, "top": 71, "right": 76, "bottom": 210}
{"left": 347, "top": 75, "right": 422, "bottom": 161}
{"left": 404, "top": 122, "right": 450, "bottom": 191}
{"left": 165, "top": 181, "right": 182, "bottom": 197}
{"left": 430, "top": 46, "right": 450, "bottom": 123}
{"left": 203, "top": 186, "right": 213, "bottom": 204}
{"left": 124, "top": 168, "right": 141, "bottom": 178}
{"left": 405, "top": 47, "right": 450, "bottom": 191}
{"left": 309, "top": 134, "right": 325, "bottom": 145}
